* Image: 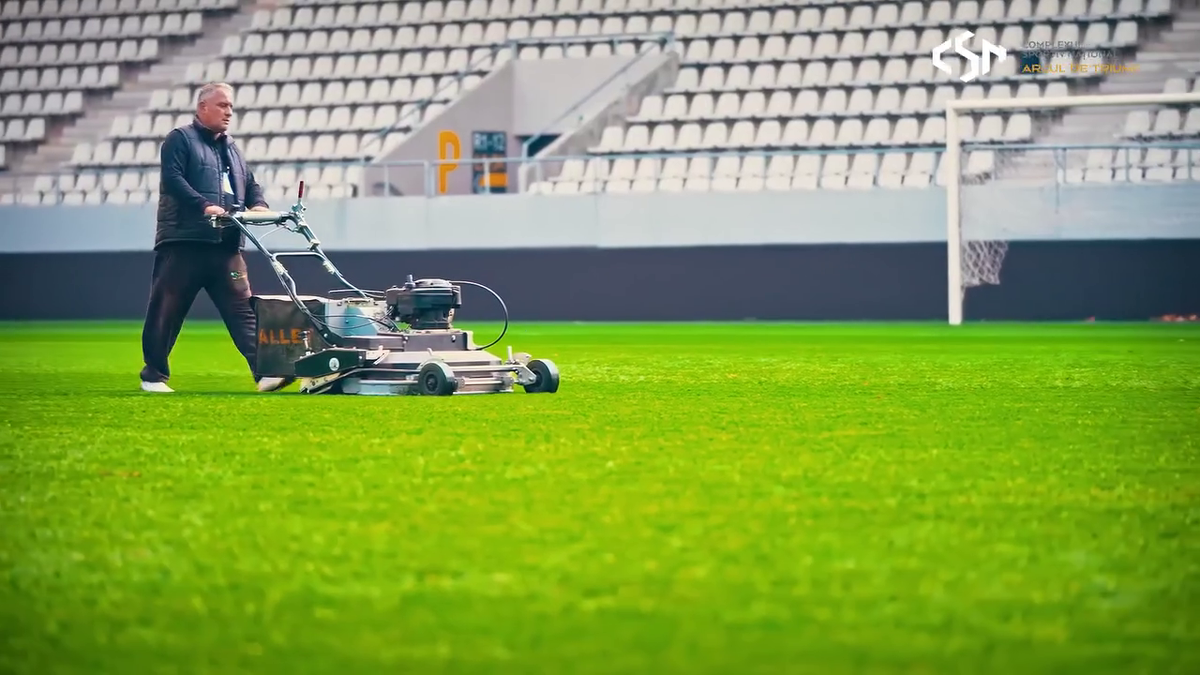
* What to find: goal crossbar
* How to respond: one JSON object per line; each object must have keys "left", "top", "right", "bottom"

{"left": 944, "top": 91, "right": 1200, "bottom": 325}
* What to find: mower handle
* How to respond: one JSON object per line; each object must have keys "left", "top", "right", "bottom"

{"left": 210, "top": 192, "right": 376, "bottom": 307}
{"left": 209, "top": 210, "right": 294, "bottom": 227}
{"left": 198, "top": 184, "right": 375, "bottom": 321}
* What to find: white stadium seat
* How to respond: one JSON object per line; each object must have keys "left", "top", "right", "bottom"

{"left": 1, "top": 0, "right": 1196, "bottom": 201}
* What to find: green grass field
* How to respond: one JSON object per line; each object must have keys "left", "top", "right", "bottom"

{"left": 1, "top": 320, "right": 1198, "bottom": 674}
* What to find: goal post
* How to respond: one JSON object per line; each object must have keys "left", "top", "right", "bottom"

{"left": 945, "top": 90, "right": 1200, "bottom": 325}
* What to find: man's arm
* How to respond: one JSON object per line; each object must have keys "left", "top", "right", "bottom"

{"left": 159, "top": 129, "right": 215, "bottom": 213}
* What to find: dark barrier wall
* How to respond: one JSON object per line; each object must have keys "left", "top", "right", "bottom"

{"left": 3, "top": 239, "right": 1198, "bottom": 322}
{"left": 2, "top": 187, "right": 1198, "bottom": 321}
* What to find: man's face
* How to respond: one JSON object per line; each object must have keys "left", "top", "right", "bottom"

{"left": 197, "top": 88, "right": 233, "bottom": 133}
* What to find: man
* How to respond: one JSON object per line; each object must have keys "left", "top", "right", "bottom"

{"left": 138, "top": 81, "right": 293, "bottom": 393}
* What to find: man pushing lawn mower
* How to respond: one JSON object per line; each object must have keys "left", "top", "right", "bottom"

{"left": 138, "top": 81, "right": 292, "bottom": 393}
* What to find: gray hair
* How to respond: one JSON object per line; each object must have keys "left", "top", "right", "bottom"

{"left": 196, "top": 82, "right": 233, "bottom": 106}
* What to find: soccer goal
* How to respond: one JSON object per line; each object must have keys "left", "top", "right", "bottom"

{"left": 944, "top": 89, "right": 1200, "bottom": 325}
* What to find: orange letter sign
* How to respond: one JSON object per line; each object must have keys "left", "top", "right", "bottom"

{"left": 437, "top": 130, "right": 461, "bottom": 194}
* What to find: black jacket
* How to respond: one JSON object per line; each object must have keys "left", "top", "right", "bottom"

{"left": 155, "top": 118, "right": 268, "bottom": 250}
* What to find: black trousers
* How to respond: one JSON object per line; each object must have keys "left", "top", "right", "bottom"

{"left": 140, "top": 242, "right": 259, "bottom": 383}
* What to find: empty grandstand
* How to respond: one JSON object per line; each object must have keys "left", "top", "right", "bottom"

{"left": 1, "top": 0, "right": 1198, "bottom": 205}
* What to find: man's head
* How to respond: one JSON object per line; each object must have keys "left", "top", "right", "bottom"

{"left": 195, "top": 82, "right": 234, "bottom": 134}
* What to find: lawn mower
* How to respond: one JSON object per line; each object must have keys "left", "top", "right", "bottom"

{"left": 209, "top": 182, "right": 560, "bottom": 396}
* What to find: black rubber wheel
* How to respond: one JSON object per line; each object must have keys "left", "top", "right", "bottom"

{"left": 418, "top": 361, "right": 458, "bottom": 396}
{"left": 523, "top": 358, "right": 560, "bottom": 394}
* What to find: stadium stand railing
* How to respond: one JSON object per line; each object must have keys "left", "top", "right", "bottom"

{"left": 4, "top": 140, "right": 1199, "bottom": 203}
{"left": 1, "top": 0, "right": 1198, "bottom": 205}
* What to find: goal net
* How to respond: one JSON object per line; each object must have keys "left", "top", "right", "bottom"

{"left": 945, "top": 89, "right": 1200, "bottom": 325}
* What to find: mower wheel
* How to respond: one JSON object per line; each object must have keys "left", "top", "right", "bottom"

{"left": 523, "top": 358, "right": 560, "bottom": 394}
{"left": 418, "top": 361, "right": 458, "bottom": 396}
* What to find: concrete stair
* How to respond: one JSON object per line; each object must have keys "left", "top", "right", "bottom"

{"left": 8, "top": 0, "right": 272, "bottom": 186}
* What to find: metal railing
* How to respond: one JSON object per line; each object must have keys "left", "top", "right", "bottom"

{"left": 350, "top": 143, "right": 1200, "bottom": 194}
{"left": 960, "top": 140, "right": 1200, "bottom": 183}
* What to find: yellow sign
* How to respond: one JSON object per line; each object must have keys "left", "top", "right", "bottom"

{"left": 437, "top": 130, "right": 460, "bottom": 194}
{"left": 1021, "top": 63, "right": 1140, "bottom": 74}
{"left": 260, "top": 328, "right": 303, "bottom": 345}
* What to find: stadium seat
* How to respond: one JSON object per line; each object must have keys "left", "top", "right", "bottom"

{"left": 3, "top": 0, "right": 1198, "bottom": 202}
{"left": 0, "top": 0, "right": 244, "bottom": 200}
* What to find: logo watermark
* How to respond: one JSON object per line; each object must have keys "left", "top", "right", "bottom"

{"left": 932, "top": 31, "right": 1008, "bottom": 83}
{"left": 1020, "top": 40, "right": 1138, "bottom": 74}
{"left": 933, "top": 30, "right": 1139, "bottom": 81}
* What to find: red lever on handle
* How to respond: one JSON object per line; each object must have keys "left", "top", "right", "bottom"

{"left": 298, "top": 181, "right": 305, "bottom": 199}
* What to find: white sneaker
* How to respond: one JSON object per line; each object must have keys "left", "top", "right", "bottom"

{"left": 256, "top": 376, "right": 294, "bottom": 392}
{"left": 141, "top": 381, "right": 174, "bottom": 393}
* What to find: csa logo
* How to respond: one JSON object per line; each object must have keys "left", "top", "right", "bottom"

{"left": 932, "top": 30, "right": 1009, "bottom": 83}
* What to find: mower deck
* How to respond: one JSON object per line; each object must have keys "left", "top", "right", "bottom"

{"left": 294, "top": 343, "right": 558, "bottom": 395}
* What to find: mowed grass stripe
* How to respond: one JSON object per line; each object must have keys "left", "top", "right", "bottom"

{"left": 0, "top": 321, "right": 1197, "bottom": 674}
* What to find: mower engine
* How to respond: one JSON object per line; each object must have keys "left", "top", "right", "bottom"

{"left": 386, "top": 276, "right": 460, "bottom": 331}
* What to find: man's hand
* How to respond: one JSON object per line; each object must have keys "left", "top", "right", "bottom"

{"left": 204, "top": 205, "right": 225, "bottom": 216}
{"left": 248, "top": 205, "right": 270, "bottom": 212}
